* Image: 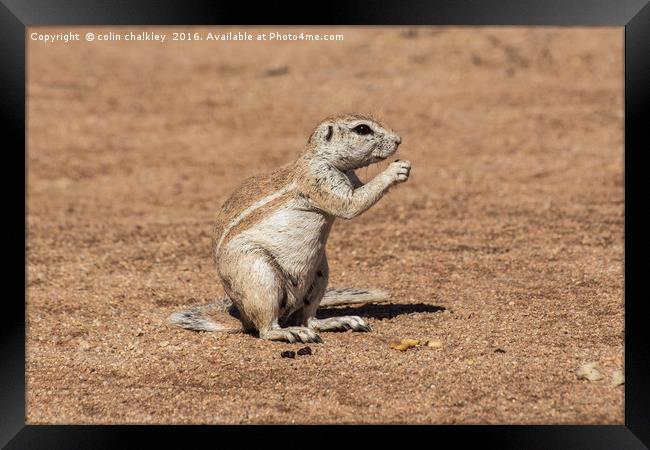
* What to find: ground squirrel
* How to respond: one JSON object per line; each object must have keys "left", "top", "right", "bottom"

{"left": 170, "top": 113, "right": 411, "bottom": 343}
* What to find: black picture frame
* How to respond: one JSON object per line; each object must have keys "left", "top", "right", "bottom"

{"left": 4, "top": 0, "right": 648, "bottom": 448}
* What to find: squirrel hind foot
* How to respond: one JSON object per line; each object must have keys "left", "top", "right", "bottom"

{"left": 259, "top": 326, "right": 323, "bottom": 343}
{"left": 308, "top": 316, "right": 371, "bottom": 332}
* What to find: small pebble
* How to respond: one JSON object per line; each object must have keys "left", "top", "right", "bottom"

{"left": 576, "top": 362, "right": 603, "bottom": 381}
{"left": 78, "top": 340, "right": 91, "bottom": 351}
{"left": 281, "top": 350, "right": 296, "bottom": 359}
{"left": 389, "top": 338, "right": 419, "bottom": 351}
{"left": 389, "top": 342, "right": 411, "bottom": 351}
{"left": 494, "top": 348, "right": 506, "bottom": 353}
{"left": 265, "top": 66, "right": 289, "bottom": 77}
{"left": 426, "top": 340, "right": 443, "bottom": 348}
{"left": 297, "top": 347, "right": 312, "bottom": 356}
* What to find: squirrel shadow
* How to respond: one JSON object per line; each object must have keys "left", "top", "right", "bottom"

{"left": 317, "top": 302, "right": 445, "bottom": 320}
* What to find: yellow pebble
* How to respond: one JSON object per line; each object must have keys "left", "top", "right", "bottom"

{"left": 389, "top": 340, "right": 417, "bottom": 351}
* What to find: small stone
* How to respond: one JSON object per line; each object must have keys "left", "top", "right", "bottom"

{"left": 426, "top": 340, "right": 443, "bottom": 348}
{"left": 78, "top": 340, "right": 91, "bottom": 351}
{"left": 297, "top": 347, "right": 312, "bottom": 356}
{"left": 494, "top": 348, "right": 506, "bottom": 353}
{"left": 389, "top": 342, "right": 410, "bottom": 351}
{"left": 389, "top": 338, "right": 419, "bottom": 351}
{"left": 281, "top": 350, "right": 296, "bottom": 359}
{"left": 576, "top": 362, "right": 603, "bottom": 381}
{"left": 264, "top": 66, "right": 289, "bottom": 77}
{"left": 611, "top": 369, "right": 624, "bottom": 386}
{"left": 159, "top": 341, "right": 169, "bottom": 348}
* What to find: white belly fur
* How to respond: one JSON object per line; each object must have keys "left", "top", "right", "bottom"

{"left": 227, "top": 200, "right": 333, "bottom": 295}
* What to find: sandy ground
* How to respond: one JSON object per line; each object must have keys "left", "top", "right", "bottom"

{"left": 26, "top": 26, "right": 624, "bottom": 424}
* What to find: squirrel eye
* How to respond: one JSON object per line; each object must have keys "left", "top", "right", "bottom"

{"left": 352, "top": 124, "right": 373, "bottom": 135}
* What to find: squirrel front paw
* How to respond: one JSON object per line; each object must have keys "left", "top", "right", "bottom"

{"left": 384, "top": 159, "right": 411, "bottom": 184}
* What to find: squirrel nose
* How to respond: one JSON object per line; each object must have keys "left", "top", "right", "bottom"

{"left": 394, "top": 135, "right": 402, "bottom": 145}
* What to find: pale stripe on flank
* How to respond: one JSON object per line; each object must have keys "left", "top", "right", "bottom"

{"left": 216, "top": 182, "right": 297, "bottom": 251}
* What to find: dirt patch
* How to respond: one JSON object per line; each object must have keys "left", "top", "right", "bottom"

{"left": 27, "top": 26, "right": 624, "bottom": 424}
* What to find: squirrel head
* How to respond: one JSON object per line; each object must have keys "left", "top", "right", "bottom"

{"left": 306, "top": 113, "right": 402, "bottom": 171}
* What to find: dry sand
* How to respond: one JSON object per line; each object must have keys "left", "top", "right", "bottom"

{"left": 26, "top": 26, "right": 624, "bottom": 423}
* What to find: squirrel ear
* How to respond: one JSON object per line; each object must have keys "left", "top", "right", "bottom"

{"left": 325, "top": 125, "right": 333, "bottom": 141}
{"left": 308, "top": 123, "right": 334, "bottom": 145}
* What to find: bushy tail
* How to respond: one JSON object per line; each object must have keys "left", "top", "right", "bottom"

{"left": 168, "top": 298, "right": 242, "bottom": 332}
{"left": 168, "top": 287, "right": 390, "bottom": 332}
